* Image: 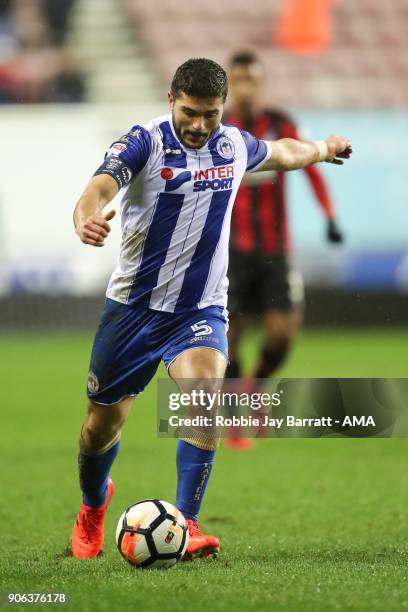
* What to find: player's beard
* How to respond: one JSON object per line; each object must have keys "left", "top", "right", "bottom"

{"left": 172, "top": 112, "right": 211, "bottom": 149}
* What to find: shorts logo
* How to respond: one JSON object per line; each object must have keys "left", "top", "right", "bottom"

{"left": 190, "top": 335, "right": 219, "bottom": 344}
{"left": 87, "top": 371, "right": 99, "bottom": 394}
{"left": 216, "top": 136, "right": 235, "bottom": 159}
{"left": 191, "top": 320, "right": 213, "bottom": 337}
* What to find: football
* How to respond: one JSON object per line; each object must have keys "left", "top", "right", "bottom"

{"left": 116, "top": 499, "right": 189, "bottom": 569}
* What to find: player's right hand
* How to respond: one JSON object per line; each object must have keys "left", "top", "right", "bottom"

{"left": 325, "top": 135, "right": 353, "bottom": 165}
{"left": 76, "top": 209, "right": 116, "bottom": 247}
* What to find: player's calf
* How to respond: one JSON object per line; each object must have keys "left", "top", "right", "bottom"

{"left": 254, "top": 339, "right": 292, "bottom": 378}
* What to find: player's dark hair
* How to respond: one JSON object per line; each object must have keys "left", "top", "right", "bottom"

{"left": 171, "top": 58, "right": 228, "bottom": 102}
{"left": 229, "top": 50, "right": 259, "bottom": 67}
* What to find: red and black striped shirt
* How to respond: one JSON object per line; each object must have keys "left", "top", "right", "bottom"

{"left": 225, "top": 108, "right": 334, "bottom": 256}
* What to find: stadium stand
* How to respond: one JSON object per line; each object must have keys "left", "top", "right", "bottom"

{"left": 123, "top": 0, "right": 408, "bottom": 107}
{"left": 2, "top": 0, "right": 407, "bottom": 106}
{"left": 68, "top": 0, "right": 161, "bottom": 103}
{"left": 0, "top": 0, "right": 85, "bottom": 102}
{"left": 0, "top": 0, "right": 162, "bottom": 103}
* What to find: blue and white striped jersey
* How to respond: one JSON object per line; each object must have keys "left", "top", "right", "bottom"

{"left": 100, "top": 113, "right": 271, "bottom": 313}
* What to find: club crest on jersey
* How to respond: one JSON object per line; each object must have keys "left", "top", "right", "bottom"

{"left": 216, "top": 136, "right": 235, "bottom": 159}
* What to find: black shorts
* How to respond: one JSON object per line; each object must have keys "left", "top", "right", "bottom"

{"left": 227, "top": 252, "right": 304, "bottom": 315}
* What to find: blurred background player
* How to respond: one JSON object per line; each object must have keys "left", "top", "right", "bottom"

{"left": 223, "top": 50, "right": 344, "bottom": 449}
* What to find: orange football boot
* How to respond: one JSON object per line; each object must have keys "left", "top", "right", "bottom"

{"left": 183, "top": 519, "right": 220, "bottom": 560}
{"left": 71, "top": 478, "right": 115, "bottom": 558}
{"left": 224, "top": 435, "right": 253, "bottom": 451}
{"left": 225, "top": 425, "right": 253, "bottom": 451}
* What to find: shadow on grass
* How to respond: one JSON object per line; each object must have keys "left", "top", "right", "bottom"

{"left": 205, "top": 515, "right": 236, "bottom": 524}
{"left": 55, "top": 546, "right": 106, "bottom": 560}
{"left": 55, "top": 546, "right": 73, "bottom": 559}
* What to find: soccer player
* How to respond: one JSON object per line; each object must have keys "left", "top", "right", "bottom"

{"left": 71, "top": 58, "right": 352, "bottom": 559}
{"left": 223, "top": 51, "right": 344, "bottom": 448}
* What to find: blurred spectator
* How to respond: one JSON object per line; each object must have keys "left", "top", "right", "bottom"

{"left": 0, "top": 0, "right": 16, "bottom": 61}
{"left": 51, "top": 48, "right": 85, "bottom": 102}
{"left": 0, "top": 0, "right": 12, "bottom": 13}
{"left": 44, "top": 0, "right": 75, "bottom": 47}
{"left": 0, "top": 0, "right": 85, "bottom": 103}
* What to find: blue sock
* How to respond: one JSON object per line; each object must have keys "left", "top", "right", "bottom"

{"left": 176, "top": 440, "right": 215, "bottom": 522}
{"left": 78, "top": 439, "right": 120, "bottom": 507}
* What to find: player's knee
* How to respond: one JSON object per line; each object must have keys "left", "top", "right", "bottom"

{"left": 181, "top": 377, "right": 220, "bottom": 396}
{"left": 81, "top": 399, "right": 125, "bottom": 453}
{"left": 265, "top": 325, "right": 294, "bottom": 352}
{"left": 86, "top": 398, "right": 130, "bottom": 423}
{"left": 80, "top": 422, "right": 121, "bottom": 454}
{"left": 171, "top": 347, "right": 227, "bottom": 380}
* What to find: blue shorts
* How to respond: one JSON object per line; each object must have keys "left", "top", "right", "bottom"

{"left": 87, "top": 298, "right": 228, "bottom": 405}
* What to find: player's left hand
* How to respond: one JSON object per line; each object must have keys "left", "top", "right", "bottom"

{"left": 76, "top": 209, "right": 116, "bottom": 247}
{"left": 327, "top": 219, "right": 344, "bottom": 243}
{"left": 325, "top": 135, "right": 353, "bottom": 165}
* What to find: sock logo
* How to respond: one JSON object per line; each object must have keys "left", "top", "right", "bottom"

{"left": 193, "top": 465, "right": 211, "bottom": 501}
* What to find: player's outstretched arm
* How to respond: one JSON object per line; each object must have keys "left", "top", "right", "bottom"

{"left": 257, "top": 135, "right": 353, "bottom": 172}
{"left": 73, "top": 174, "right": 119, "bottom": 247}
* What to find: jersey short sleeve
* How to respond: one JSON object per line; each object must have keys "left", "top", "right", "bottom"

{"left": 239, "top": 129, "right": 272, "bottom": 173}
{"left": 94, "top": 125, "right": 152, "bottom": 189}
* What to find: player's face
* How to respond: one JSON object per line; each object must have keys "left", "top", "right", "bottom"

{"left": 168, "top": 91, "right": 224, "bottom": 149}
{"left": 228, "top": 63, "right": 262, "bottom": 115}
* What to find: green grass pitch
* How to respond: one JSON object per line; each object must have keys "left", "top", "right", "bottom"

{"left": 2, "top": 328, "right": 408, "bottom": 611}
